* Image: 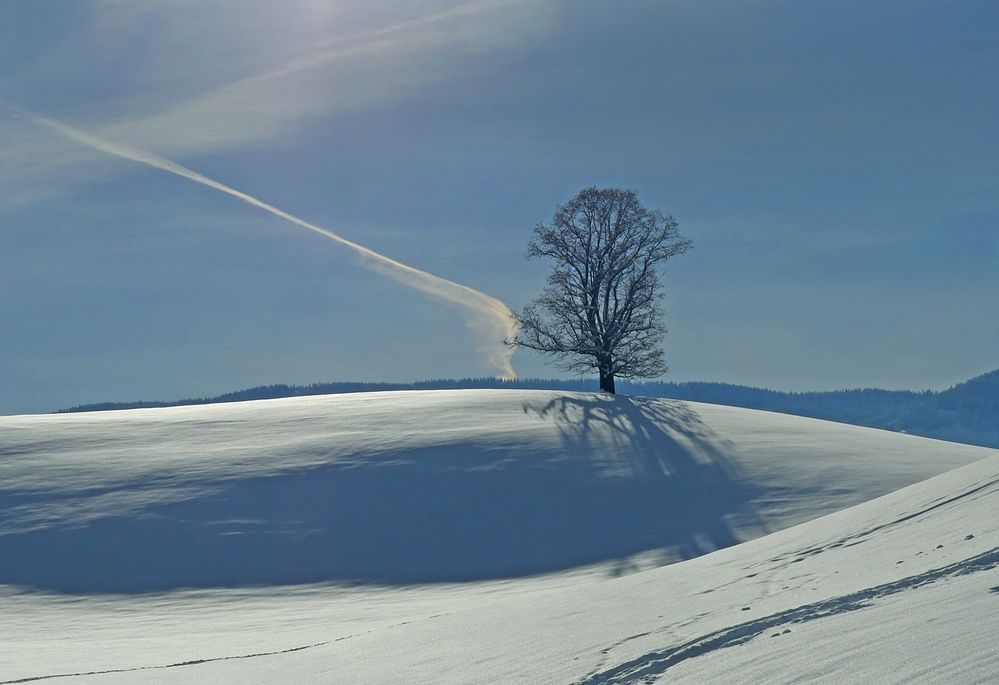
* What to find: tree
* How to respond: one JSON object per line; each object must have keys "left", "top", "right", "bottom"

{"left": 510, "top": 187, "right": 692, "bottom": 394}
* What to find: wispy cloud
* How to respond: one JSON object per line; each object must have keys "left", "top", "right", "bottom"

{"left": 0, "top": 0, "right": 553, "bottom": 207}
{"left": 27, "top": 112, "right": 517, "bottom": 377}
{"left": 105, "top": 0, "right": 548, "bottom": 150}
{"left": 0, "top": 1, "right": 554, "bottom": 373}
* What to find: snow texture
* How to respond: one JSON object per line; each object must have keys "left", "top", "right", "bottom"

{"left": 1, "top": 390, "right": 996, "bottom": 683}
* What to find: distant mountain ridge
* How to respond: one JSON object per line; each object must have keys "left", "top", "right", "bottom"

{"left": 58, "top": 369, "right": 999, "bottom": 449}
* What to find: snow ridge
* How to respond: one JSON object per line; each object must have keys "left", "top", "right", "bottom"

{"left": 576, "top": 547, "right": 999, "bottom": 684}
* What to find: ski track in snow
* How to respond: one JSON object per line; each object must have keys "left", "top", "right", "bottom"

{"left": 8, "top": 548, "right": 997, "bottom": 684}
{"left": 0, "top": 609, "right": 457, "bottom": 684}
{"left": 3, "top": 392, "right": 997, "bottom": 684}
{"left": 766, "top": 475, "right": 999, "bottom": 566}
{"left": 575, "top": 547, "right": 999, "bottom": 684}
{"left": 0, "top": 640, "right": 332, "bottom": 684}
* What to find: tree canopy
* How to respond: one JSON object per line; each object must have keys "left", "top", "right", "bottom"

{"left": 511, "top": 187, "right": 691, "bottom": 393}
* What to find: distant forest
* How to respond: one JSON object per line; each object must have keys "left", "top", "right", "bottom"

{"left": 60, "top": 369, "right": 999, "bottom": 449}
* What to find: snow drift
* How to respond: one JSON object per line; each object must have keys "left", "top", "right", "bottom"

{"left": 0, "top": 390, "right": 988, "bottom": 592}
{"left": 2, "top": 390, "right": 998, "bottom": 684}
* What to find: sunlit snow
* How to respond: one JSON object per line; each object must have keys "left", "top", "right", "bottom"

{"left": 2, "top": 390, "right": 996, "bottom": 683}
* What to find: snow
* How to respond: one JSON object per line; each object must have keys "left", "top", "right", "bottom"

{"left": 1, "top": 390, "right": 996, "bottom": 683}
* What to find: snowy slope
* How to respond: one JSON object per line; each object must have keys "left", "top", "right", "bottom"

{"left": 1, "top": 390, "right": 996, "bottom": 683}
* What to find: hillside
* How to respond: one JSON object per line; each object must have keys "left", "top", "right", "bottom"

{"left": 2, "top": 390, "right": 998, "bottom": 683}
{"left": 56, "top": 368, "right": 999, "bottom": 449}
{"left": 1, "top": 390, "right": 989, "bottom": 592}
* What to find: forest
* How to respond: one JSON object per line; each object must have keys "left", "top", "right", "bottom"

{"left": 60, "top": 370, "right": 999, "bottom": 449}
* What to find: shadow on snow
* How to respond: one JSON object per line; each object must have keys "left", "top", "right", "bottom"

{"left": 0, "top": 395, "right": 766, "bottom": 593}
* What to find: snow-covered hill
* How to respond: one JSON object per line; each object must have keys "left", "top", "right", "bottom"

{"left": 1, "top": 390, "right": 996, "bottom": 683}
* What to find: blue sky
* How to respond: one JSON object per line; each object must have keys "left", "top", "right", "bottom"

{"left": 2, "top": 0, "right": 997, "bottom": 414}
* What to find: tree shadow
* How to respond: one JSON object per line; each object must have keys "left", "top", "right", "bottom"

{"left": 523, "top": 394, "right": 768, "bottom": 573}
{"left": 0, "top": 394, "right": 766, "bottom": 593}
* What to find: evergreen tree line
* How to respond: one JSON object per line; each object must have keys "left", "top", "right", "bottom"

{"left": 58, "top": 370, "right": 999, "bottom": 449}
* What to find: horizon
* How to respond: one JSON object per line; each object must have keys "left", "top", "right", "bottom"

{"left": 40, "top": 364, "right": 999, "bottom": 417}
{"left": 3, "top": 5, "right": 998, "bottom": 676}
{"left": 2, "top": 1, "right": 997, "bottom": 414}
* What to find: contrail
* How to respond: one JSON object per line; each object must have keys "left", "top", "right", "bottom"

{"left": 27, "top": 114, "right": 517, "bottom": 378}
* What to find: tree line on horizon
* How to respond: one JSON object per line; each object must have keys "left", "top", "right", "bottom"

{"left": 58, "top": 369, "right": 999, "bottom": 450}
{"left": 56, "top": 188, "right": 998, "bottom": 450}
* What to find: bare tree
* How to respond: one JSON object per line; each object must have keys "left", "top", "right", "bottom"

{"left": 510, "top": 187, "right": 691, "bottom": 394}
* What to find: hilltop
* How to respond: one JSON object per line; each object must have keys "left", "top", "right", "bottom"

{"left": 57, "top": 368, "right": 999, "bottom": 449}
{"left": 3, "top": 390, "right": 998, "bottom": 683}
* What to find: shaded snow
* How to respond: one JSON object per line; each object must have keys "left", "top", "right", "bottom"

{"left": 1, "top": 390, "right": 996, "bottom": 683}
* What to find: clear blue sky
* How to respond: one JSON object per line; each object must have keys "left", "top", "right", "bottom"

{"left": 2, "top": 0, "right": 997, "bottom": 414}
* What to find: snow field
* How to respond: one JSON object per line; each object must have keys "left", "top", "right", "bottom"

{"left": 1, "top": 390, "right": 996, "bottom": 683}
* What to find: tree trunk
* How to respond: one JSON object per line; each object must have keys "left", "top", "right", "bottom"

{"left": 598, "top": 366, "right": 616, "bottom": 394}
